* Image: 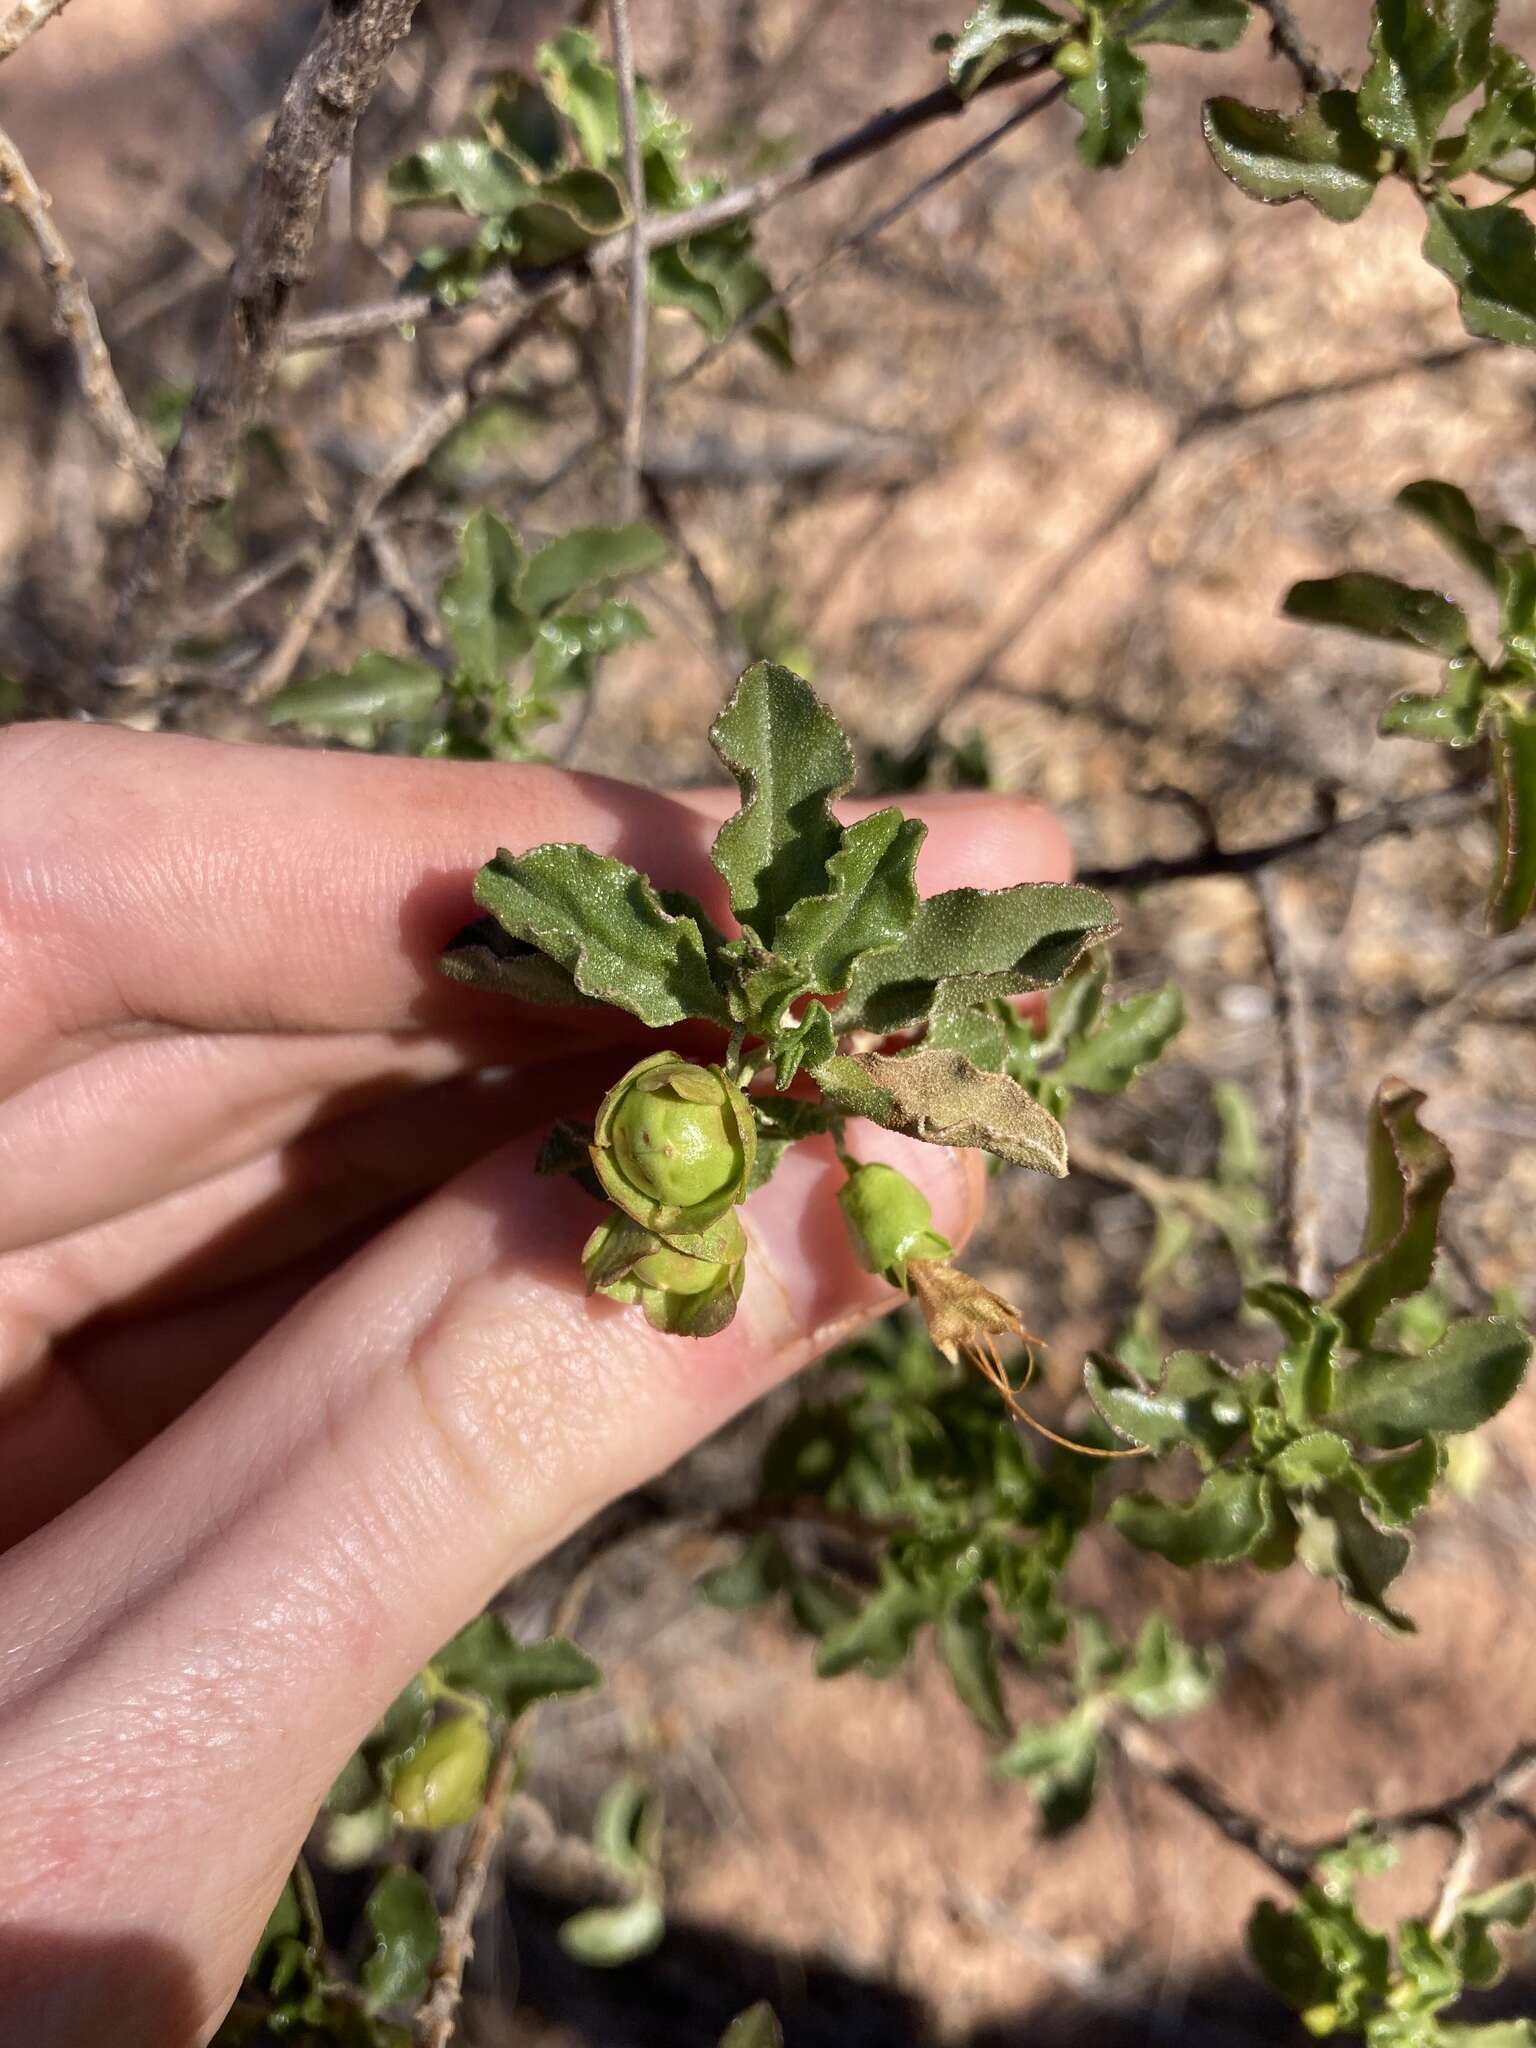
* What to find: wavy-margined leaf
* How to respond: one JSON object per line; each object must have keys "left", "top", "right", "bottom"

{"left": 815, "top": 1569, "right": 934, "bottom": 1678}
{"left": 1358, "top": 0, "right": 1495, "bottom": 172}
{"left": 481, "top": 73, "right": 565, "bottom": 175}
{"left": 1380, "top": 651, "right": 1491, "bottom": 746}
{"left": 1111, "top": 1467, "right": 1271, "bottom": 1565}
{"left": 1054, "top": 985, "right": 1184, "bottom": 1092}
{"left": 1112, "top": 1615, "right": 1222, "bottom": 1719}
{"left": 537, "top": 27, "right": 622, "bottom": 168}
{"left": 1329, "top": 1080, "right": 1455, "bottom": 1348}
{"left": 519, "top": 522, "right": 669, "bottom": 617}
{"left": 1439, "top": 44, "right": 1536, "bottom": 178}
{"left": 834, "top": 881, "right": 1117, "bottom": 1034}
{"left": 771, "top": 808, "right": 924, "bottom": 995}
{"left": 947, "top": 1, "right": 1066, "bottom": 97}
{"left": 361, "top": 1869, "right": 438, "bottom": 2012}
{"left": 709, "top": 663, "right": 853, "bottom": 948}
{"left": 1248, "top": 1890, "right": 1392, "bottom": 2030}
{"left": 1283, "top": 571, "right": 1472, "bottom": 654}
{"left": 434, "top": 1619, "right": 601, "bottom": 1720}
{"left": 815, "top": 1046, "right": 1069, "bottom": 1175}
{"left": 1398, "top": 477, "right": 1511, "bottom": 586}
{"left": 926, "top": 1002, "right": 1011, "bottom": 1074}
{"left": 1356, "top": 1436, "right": 1445, "bottom": 1525}
{"left": 1450, "top": 1877, "right": 1536, "bottom": 1988}
{"left": 1084, "top": 1350, "right": 1250, "bottom": 1460}
{"left": 438, "top": 916, "right": 594, "bottom": 1005}
{"left": 1331, "top": 1316, "right": 1530, "bottom": 1448}
{"left": 268, "top": 652, "right": 443, "bottom": 740}
{"left": 1294, "top": 1483, "right": 1413, "bottom": 1634}
{"left": 558, "top": 1893, "right": 665, "bottom": 1967}
{"left": 1424, "top": 196, "right": 1536, "bottom": 349}
{"left": 471, "top": 845, "right": 731, "bottom": 1026}
{"left": 387, "top": 137, "right": 532, "bottom": 215}
{"left": 1490, "top": 698, "right": 1536, "bottom": 930}
{"left": 1131, "top": 0, "right": 1250, "bottom": 50}
{"left": 1267, "top": 1429, "right": 1357, "bottom": 1493}
{"left": 651, "top": 231, "right": 794, "bottom": 368}
{"left": 995, "top": 1708, "right": 1101, "bottom": 1835}
{"left": 1201, "top": 92, "right": 1384, "bottom": 222}
{"left": 441, "top": 511, "right": 533, "bottom": 685}
{"left": 502, "top": 168, "right": 627, "bottom": 265}
{"left": 938, "top": 1589, "right": 1008, "bottom": 1736}
{"left": 1063, "top": 21, "right": 1147, "bottom": 169}
{"left": 719, "top": 2005, "right": 784, "bottom": 2048}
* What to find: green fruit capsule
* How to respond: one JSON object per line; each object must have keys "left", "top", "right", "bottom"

{"left": 387, "top": 1713, "right": 492, "bottom": 1831}
{"left": 591, "top": 1052, "right": 755, "bottom": 1235}
{"left": 583, "top": 1207, "right": 748, "bottom": 1338}
{"left": 837, "top": 1161, "right": 953, "bottom": 1290}
{"left": 1053, "top": 38, "right": 1094, "bottom": 78}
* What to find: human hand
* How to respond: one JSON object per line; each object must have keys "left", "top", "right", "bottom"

{"left": 0, "top": 720, "right": 1069, "bottom": 2045}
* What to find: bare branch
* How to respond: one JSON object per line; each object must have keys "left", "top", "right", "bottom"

{"left": 1252, "top": 0, "right": 1339, "bottom": 94}
{"left": 109, "top": 0, "right": 427, "bottom": 683}
{"left": 1107, "top": 1715, "right": 1316, "bottom": 1890}
{"left": 1304, "top": 1740, "right": 1536, "bottom": 1863}
{"left": 607, "top": 0, "right": 648, "bottom": 526}
{"left": 1255, "top": 869, "right": 1325, "bottom": 1299}
{"left": 413, "top": 1717, "right": 521, "bottom": 2048}
{"left": 0, "top": 123, "right": 162, "bottom": 485}
{"left": 0, "top": 0, "right": 75, "bottom": 62}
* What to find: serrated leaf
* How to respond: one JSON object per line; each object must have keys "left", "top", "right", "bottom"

{"left": 1054, "top": 985, "right": 1184, "bottom": 1092}
{"left": 472, "top": 845, "right": 731, "bottom": 1027}
{"left": 438, "top": 915, "right": 595, "bottom": 1006}
{"left": 815, "top": 1046, "right": 1069, "bottom": 1174}
{"left": 361, "top": 1869, "right": 438, "bottom": 2012}
{"left": 719, "top": 2005, "right": 783, "bottom": 2048}
{"left": 1294, "top": 1483, "right": 1414, "bottom": 1633}
{"left": 1064, "top": 24, "right": 1147, "bottom": 170}
{"left": 1424, "top": 197, "right": 1536, "bottom": 350}
{"left": 1201, "top": 92, "right": 1384, "bottom": 223}
{"left": 995, "top": 1708, "right": 1101, "bottom": 1834}
{"left": 948, "top": 1, "right": 1066, "bottom": 97}
{"left": 441, "top": 511, "right": 533, "bottom": 685}
{"left": 518, "top": 523, "right": 669, "bottom": 617}
{"left": 1489, "top": 698, "right": 1536, "bottom": 930}
{"left": 1329, "top": 1080, "right": 1455, "bottom": 1349}
{"left": 388, "top": 137, "right": 532, "bottom": 215}
{"left": 269, "top": 652, "right": 443, "bottom": 739}
{"left": 1131, "top": 0, "right": 1250, "bottom": 50}
{"left": 1380, "top": 652, "right": 1492, "bottom": 747}
{"left": 1331, "top": 1316, "right": 1530, "bottom": 1447}
{"left": 835, "top": 881, "right": 1116, "bottom": 1034}
{"left": 1398, "top": 478, "right": 1508, "bottom": 586}
{"left": 938, "top": 1589, "right": 1008, "bottom": 1736}
{"left": 434, "top": 1619, "right": 601, "bottom": 1720}
{"left": 1085, "top": 1350, "right": 1250, "bottom": 1460}
{"left": 710, "top": 663, "right": 853, "bottom": 948}
{"left": 1284, "top": 571, "right": 1472, "bottom": 654}
{"left": 1359, "top": 0, "right": 1495, "bottom": 172}
{"left": 1110, "top": 1468, "right": 1270, "bottom": 1565}
{"left": 558, "top": 1892, "right": 665, "bottom": 1966}
{"left": 772, "top": 807, "right": 925, "bottom": 996}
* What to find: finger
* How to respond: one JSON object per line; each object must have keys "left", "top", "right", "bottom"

{"left": 0, "top": 1123, "right": 983, "bottom": 2044}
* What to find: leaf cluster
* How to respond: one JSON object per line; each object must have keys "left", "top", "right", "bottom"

{"left": 1283, "top": 478, "right": 1536, "bottom": 930}
{"left": 270, "top": 511, "right": 668, "bottom": 760}
{"left": 387, "top": 29, "right": 791, "bottom": 362}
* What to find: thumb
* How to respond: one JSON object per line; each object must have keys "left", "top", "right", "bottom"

{"left": 0, "top": 1115, "right": 983, "bottom": 2046}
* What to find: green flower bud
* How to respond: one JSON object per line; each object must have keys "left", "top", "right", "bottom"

{"left": 583, "top": 1207, "right": 748, "bottom": 1338}
{"left": 591, "top": 1052, "right": 755, "bottom": 1235}
{"left": 1053, "top": 37, "right": 1093, "bottom": 79}
{"left": 837, "top": 1161, "right": 953, "bottom": 1290}
{"left": 387, "top": 1713, "right": 492, "bottom": 1831}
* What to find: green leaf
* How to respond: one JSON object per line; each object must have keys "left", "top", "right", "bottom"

{"left": 1113, "top": 1615, "right": 1222, "bottom": 1719}
{"left": 698, "top": 1531, "right": 793, "bottom": 1610}
{"left": 269, "top": 653, "right": 443, "bottom": 740}
{"left": 1354, "top": 1436, "right": 1445, "bottom": 1525}
{"left": 518, "top": 523, "right": 669, "bottom": 617}
{"left": 1441, "top": 2026, "right": 1536, "bottom": 2047}
{"left": 938, "top": 1588, "right": 1008, "bottom": 1736}
{"left": 772, "top": 807, "right": 925, "bottom": 997}
{"left": 816, "top": 1568, "right": 934, "bottom": 1678}
{"left": 651, "top": 232, "right": 794, "bottom": 368}
{"left": 1284, "top": 571, "right": 1472, "bottom": 655}
{"left": 1064, "top": 23, "right": 1148, "bottom": 170}
{"left": 0, "top": 672, "right": 25, "bottom": 722}
{"left": 387, "top": 137, "right": 532, "bottom": 215}
{"left": 1380, "top": 652, "right": 1492, "bottom": 747}
{"left": 814, "top": 1046, "right": 1069, "bottom": 1175}
{"left": 438, "top": 916, "right": 594, "bottom": 1005}
{"left": 1439, "top": 44, "right": 1536, "bottom": 177}
{"left": 1451, "top": 1877, "right": 1536, "bottom": 1988}
{"left": 720, "top": 2006, "right": 784, "bottom": 2048}
{"left": 1331, "top": 1316, "right": 1530, "bottom": 1447}
{"left": 1267, "top": 1430, "right": 1357, "bottom": 1491}
{"left": 1131, "top": 0, "right": 1250, "bottom": 50}
{"left": 1359, "top": 0, "right": 1495, "bottom": 172}
{"left": 1329, "top": 1080, "right": 1455, "bottom": 1348}
{"left": 948, "top": 1, "right": 1066, "bottom": 97}
{"left": 433, "top": 1619, "right": 601, "bottom": 1720}
{"left": 1424, "top": 197, "right": 1536, "bottom": 350}
{"left": 481, "top": 72, "right": 565, "bottom": 176}
{"left": 471, "top": 845, "right": 731, "bottom": 1027}
{"left": 441, "top": 511, "right": 533, "bottom": 685}
{"left": 834, "top": 881, "right": 1116, "bottom": 1034}
{"left": 1110, "top": 1468, "right": 1271, "bottom": 1565}
{"left": 1054, "top": 985, "right": 1184, "bottom": 1092}
{"left": 558, "top": 1893, "right": 666, "bottom": 1967}
{"left": 1201, "top": 92, "right": 1384, "bottom": 223}
{"left": 1489, "top": 697, "right": 1536, "bottom": 930}
{"left": 361, "top": 1869, "right": 438, "bottom": 2012}
{"left": 770, "top": 1001, "right": 837, "bottom": 1090}
{"left": 1398, "top": 478, "right": 1509, "bottom": 587}
{"left": 995, "top": 1708, "right": 1101, "bottom": 1834}
{"left": 1275, "top": 1307, "right": 1342, "bottom": 1431}
{"left": 709, "top": 663, "right": 854, "bottom": 948}
{"left": 1294, "top": 1483, "right": 1413, "bottom": 1633}
{"left": 1084, "top": 1350, "right": 1250, "bottom": 1460}
{"left": 926, "top": 1002, "right": 1011, "bottom": 1073}
{"left": 538, "top": 28, "right": 622, "bottom": 168}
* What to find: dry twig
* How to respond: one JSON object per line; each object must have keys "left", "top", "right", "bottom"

{"left": 1252, "top": 0, "right": 1339, "bottom": 94}
{"left": 1255, "top": 869, "right": 1325, "bottom": 1300}
{"left": 0, "top": 0, "right": 74, "bottom": 62}
{"left": 607, "top": 0, "right": 648, "bottom": 525}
